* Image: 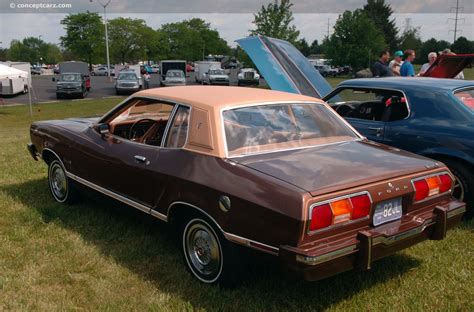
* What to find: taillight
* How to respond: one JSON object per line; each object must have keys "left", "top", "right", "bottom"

{"left": 309, "top": 193, "right": 372, "bottom": 232}
{"left": 412, "top": 172, "right": 453, "bottom": 202}
{"left": 439, "top": 174, "right": 453, "bottom": 193}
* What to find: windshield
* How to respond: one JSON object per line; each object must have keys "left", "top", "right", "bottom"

{"left": 223, "top": 103, "right": 358, "bottom": 157}
{"left": 60, "top": 74, "right": 81, "bottom": 82}
{"left": 454, "top": 89, "right": 474, "bottom": 111}
{"left": 167, "top": 70, "right": 184, "bottom": 78}
{"left": 118, "top": 73, "right": 137, "bottom": 80}
{"left": 209, "top": 69, "right": 225, "bottom": 75}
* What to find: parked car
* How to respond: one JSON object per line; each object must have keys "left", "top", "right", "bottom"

{"left": 92, "top": 66, "right": 113, "bottom": 76}
{"left": 31, "top": 66, "right": 42, "bottom": 75}
{"left": 59, "top": 61, "right": 91, "bottom": 91}
{"left": 27, "top": 86, "right": 465, "bottom": 285}
{"left": 238, "top": 35, "right": 474, "bottom": 218}
{"left": 237, "top": 68, "right": 260, "bottom": 86}
{"left": 203, "top": 68, "right": 230, "bottom": 85}
{"left": 315, "top": 64, "right": 338, "bottom": 77}
{"left": 162, "top": 69, "right": 186, "bottom": 86}
{"left": 115, "top": 70, "right": 140, "bottom": 95}
{"left": 53, "top": 73, "right": 87, "bottom": 99}
{"left": 194, "top": 61, "right": 221, "bottom": 83}
{"left": 160, "top": 60, "right": 186, "bottom": 83}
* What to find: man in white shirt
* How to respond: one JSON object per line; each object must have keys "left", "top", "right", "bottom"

{"left": 419, "top": 52, "right": 437, "bottom": 76}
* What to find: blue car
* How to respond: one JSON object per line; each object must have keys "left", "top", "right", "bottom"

{"left": 237, "top": 35, "right": 474, "bottom": 217}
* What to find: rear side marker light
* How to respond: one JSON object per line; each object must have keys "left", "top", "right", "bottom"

{"left": 412, "top": 172, "right": 453, "bottom": 203}
{"left": 309, "top": 193, "right": 372, "bottom": 232}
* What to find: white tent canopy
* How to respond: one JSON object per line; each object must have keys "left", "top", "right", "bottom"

{"left": 0, "top": 63, "right": 28, "bottom": 79}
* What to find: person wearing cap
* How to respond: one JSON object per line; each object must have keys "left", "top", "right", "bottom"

{"left": 371, "top": 50, "right": 393, "bottom": 77}
{"left": 400, "top": 49, "right": 416, "bottom": 77}
{"left": 419, "top": 52, "right": 437, "bottom": 76}
{"left": 389, "top": 50, "right": 404, "bottom": 76}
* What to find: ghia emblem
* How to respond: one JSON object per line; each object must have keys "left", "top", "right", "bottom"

{"left": 388, "top": 182, "right": 394, "bottom": 189}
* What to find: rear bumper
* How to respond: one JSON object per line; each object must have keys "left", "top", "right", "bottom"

{"left": 279, "top": 200, "right": 465, "bottom": 281}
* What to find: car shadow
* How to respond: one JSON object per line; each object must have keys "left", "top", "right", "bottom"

{"left": 2, "top": 178, "right": 427, "bottom": 311}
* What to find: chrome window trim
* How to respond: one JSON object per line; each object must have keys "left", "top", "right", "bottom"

{"left": 410, "top": 171, "right": 455, "bottom": 204}
{"left": 307, "top": 191, "right": 373, "bottom": 235}
{"left": 161, "top": 104, "right": 192, "bottom": 149}
{"left": 220, "top": 100, "right": 363, "bottom": 158}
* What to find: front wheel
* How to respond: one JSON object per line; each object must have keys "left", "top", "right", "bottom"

{"left": 48, "top": 159, "right": 78, "bottom": 204}
{"left": 182, "top": 217, "right": 241, "bottom": 286}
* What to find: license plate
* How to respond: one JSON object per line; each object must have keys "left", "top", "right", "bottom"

{"left": 373, "top": 197, "right": 403, "bottom": 226}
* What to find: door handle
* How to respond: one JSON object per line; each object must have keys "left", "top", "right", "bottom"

{"left": 134, "top": 155, "right": 148, "bottom": 164}
{"left": 368, "top": 127, "right": 383, "bottom": 136}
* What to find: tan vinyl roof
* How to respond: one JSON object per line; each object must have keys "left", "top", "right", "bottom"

{"left": 134, "top": 86, "right": 323, "bottom": 109}
{"left": 133, "top": 86, "right": 325, "bottom": 158}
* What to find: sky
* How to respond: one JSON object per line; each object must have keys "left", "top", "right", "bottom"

{"left": 0, "top": 0, "right": 472, "bottom": 49}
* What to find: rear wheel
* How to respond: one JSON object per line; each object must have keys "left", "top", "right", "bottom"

{"left": 48, "top": 159, "right": 78, "bottom": 204}
{"left": 181, "top": 216, "right": 241, "bottom": 286}
{"left": 442, "top": 159, "right": 473, "bottom": 219}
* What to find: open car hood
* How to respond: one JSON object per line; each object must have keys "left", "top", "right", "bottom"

{"left": 236, "top": 35, "right": 333, "bottom": 98}
{"left": 422, "top": 54, "right": 474, "bottom": 78}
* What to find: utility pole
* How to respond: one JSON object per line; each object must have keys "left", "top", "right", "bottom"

{"left": 448, "top": 0, "right": 464, "bottom": 42}
{"left": 91, "top": 0, "right": 112, "bottom": 78}
{"left": 326, "top": 18, "right": 330, "bottom": 39}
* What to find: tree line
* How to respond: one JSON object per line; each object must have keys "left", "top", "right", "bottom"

{"left": 1, "top": 0, "right": 473, "bottom": 72}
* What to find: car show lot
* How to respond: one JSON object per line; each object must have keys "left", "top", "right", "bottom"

{"left": 1, "top": 69, "right": 267, "bottom": 106}
{"left": 0, "top": 99, "right": 472, "bottom": 310}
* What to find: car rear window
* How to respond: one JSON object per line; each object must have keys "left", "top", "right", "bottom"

{"left": 454, "top": 89, "right": 474, "bottom": 111}
{"left": 223, "top": 103, "right": 358, "bottom": 157}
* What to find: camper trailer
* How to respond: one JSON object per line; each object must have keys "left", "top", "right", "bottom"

{"left": 0, "top": 62, "right": 30, "bottom": 96}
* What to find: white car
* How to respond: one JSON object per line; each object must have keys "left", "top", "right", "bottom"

{"left": 237, "top": 68, "right": 260, "bottom": 86}
{"left": 163, "top": 69, "right": 186, "bottom": 87}
{"left": 203, "top": 68, "right": 230, "bottom": 85}
{"left": 92, "top": 66, "right": 113, "bottom": 76}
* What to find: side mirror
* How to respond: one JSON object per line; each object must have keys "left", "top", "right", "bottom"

{"left": 98, "top": 123, "right": 110, "bottom": 136}
{"left": 52, "top": 77, "right": 56, "bottom": 82}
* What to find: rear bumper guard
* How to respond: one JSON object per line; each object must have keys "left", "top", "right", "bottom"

{"left": 288, "top": 202, "right": 465, "bottom": 273}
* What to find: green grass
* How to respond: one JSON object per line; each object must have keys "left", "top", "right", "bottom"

{"left": 0, "top": 99, "right": 473, "bottom": 311}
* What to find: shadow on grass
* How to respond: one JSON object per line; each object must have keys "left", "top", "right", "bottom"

{"left": 2, "top": 178, "right": 427, "bottom": 311}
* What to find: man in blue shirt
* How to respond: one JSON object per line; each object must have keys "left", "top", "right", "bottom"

{"left": 400, "top": 49, "right": 416, "bottom": 77}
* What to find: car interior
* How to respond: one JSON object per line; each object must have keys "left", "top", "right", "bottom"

{"left": 327, "top": 88, "right": 409, "bottom": 122}
{"left": 107, "top": 98, "right": 189, "bottom": 147}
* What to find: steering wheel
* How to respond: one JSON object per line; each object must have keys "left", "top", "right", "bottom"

{"left": 128, "top": 118, "right": 157, "bottom": 142}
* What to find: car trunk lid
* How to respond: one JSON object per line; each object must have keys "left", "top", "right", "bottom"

{"left": 231, "top": 140, "right": 440, "bottom": 197}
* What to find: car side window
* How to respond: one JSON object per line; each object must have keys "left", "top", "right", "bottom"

{"left": 165, "top": 106, "right": 190, "bottom": 148}
{"left": 327, "top": 88, "right": 409, "bottom": 122}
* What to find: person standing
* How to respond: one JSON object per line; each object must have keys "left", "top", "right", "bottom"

{"left": 143, "top": 71, "right": 151, "bottom": 89}
{"left": 371, "top": 50, "right": 393, "bottom": 77}
{"left": 419, "top": 52, "right": 437, "bottom": 76}
{"left": 400, "top": 49, "right": 416, "bottom": 77}
{"left": 389, "top": 50, "right": 404, "bottom": 76}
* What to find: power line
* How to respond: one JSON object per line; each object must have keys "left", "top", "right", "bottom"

{"left": 447, "top": 0, "right": 465, "bottom": 42}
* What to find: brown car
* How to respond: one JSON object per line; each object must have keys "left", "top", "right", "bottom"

{"left": 27, "top": 86, "right": 465, "bottom": 285}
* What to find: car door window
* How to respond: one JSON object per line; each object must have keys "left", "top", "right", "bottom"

{"left": 108, "top": 98, "right": 175, "bottom": 145}
{"left": 327, "top": 88, "right": 408, "bottom": 122}
{"left": 165, "top": 106, "right": 190, "bottom": 148}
